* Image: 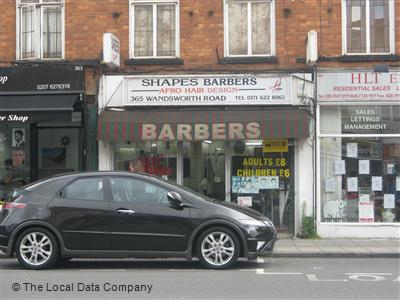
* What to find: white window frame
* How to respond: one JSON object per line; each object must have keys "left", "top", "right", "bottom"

{"left": 224, "top": 0, "right": 275, "bottom": 57}
{"left": 129, "top": 0, "right": 180, "bottom": 59}
{"left": 341, "top": 0, "right": 395, "bottom": 55}
{"left": 16, "top": 0, "right": 65, "bottom": 60}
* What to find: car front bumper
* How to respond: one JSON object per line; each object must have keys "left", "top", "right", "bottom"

{"left": 246, "top": 230, "right": 277, "bottom": 258}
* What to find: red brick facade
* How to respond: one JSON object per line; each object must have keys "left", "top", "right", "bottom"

{"left": 0, "top": 0, "right": 399, "bottom": 91}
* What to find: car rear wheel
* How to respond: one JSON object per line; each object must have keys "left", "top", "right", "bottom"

{"left": 15, "top": 227, "right": 59, "bottom": 270}
{"left": 196, "top": 227, "right": 240, "bottom": 269}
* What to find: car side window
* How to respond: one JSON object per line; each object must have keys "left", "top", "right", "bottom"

{"left": 110, "top": 177, "right": 169, "bottom": 205}
{"left": 61, "top": 178, "right": 104, "bottom": 201}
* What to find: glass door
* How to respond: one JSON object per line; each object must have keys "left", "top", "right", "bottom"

{"left": 230, "top": 140, "right": 295, "bottom": 233}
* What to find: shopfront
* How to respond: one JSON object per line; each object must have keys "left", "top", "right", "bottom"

{"left": 98, "top": 74, "right": 313, "bottom": 234}
{"left": 317, "top": 70, "right": 400, "bottom": 238}
{"left": 0, "top": 66, "right": 85, "bottom": 199}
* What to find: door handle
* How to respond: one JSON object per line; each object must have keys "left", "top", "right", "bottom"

{"left": 116, "top": 209, "right": 135, "bottom": 215}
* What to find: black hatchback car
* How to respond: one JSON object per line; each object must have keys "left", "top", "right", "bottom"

{"left": 0, "top": 172, "right": 276, "bottom": 269}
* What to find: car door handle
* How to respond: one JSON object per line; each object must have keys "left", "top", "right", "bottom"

{"left": 116, "top": 209, "right": 135, "bottom": 215}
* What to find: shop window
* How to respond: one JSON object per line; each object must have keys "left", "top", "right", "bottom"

{"left": 320, "top": 137, "right": 400, "bottom": 223}
{"left": 17, "top": 0, "right": 64, "bottom": 60}
{"left": 130, "top": 0, "right": 179, "bottom": 58}
{"left": 343, "top": 0, "right": 394, "bottom": 54}
{"left": 114, "top": 141, "right": 177, "bottom": 182}
{"left": 0, "top": 124, "right": 30, "bottom": 200}
{"left": 319, "top": 105, "right": 400, "bottom": 223}
{"left": 224, "top": 0, "right": 275, "bottom": 56}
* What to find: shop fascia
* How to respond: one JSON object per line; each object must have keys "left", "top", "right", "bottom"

{"left": 317, "top": 70, "right": 400, "bottom": 103}
{"left": 100, "top": 73, "right": 315, "bottom": 109}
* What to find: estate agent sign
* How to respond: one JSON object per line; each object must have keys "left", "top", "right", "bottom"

{"left": 318, "top": 71, "right": 400, "bottom": 102}
{"left": 124, "top": 75, "right": 291, "bottom": 106}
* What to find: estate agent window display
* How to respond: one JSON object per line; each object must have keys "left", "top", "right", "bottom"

{"left": 319, "top": 105, "right": 400, "bottom": 223}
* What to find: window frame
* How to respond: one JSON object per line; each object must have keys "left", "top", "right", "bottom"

{"left": 16, "top": 0, "right": 65, "bottom": 61}
{"left": 341, "top": 0, "right": 395, "bottom": 55}
{"left": 223, "top": 0, "right": 276, "bottom": 57}
{"left": 129, "top": 0, "right": 180, "bottom": 59}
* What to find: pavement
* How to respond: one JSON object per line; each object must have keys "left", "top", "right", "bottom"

{"left": 270, "top": 237, "right": 400, "bottom": 258}
{"left": 1, "top": 238, "right": 399, "bottom": 259}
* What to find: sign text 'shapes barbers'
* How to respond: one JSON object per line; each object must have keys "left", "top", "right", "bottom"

{"left": 124, "top": 75, "right": 291, "bottom": 106}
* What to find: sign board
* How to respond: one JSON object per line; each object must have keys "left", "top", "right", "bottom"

{"left": 263, "top": 139, "right": 289, "bottom": 153}
{"left": 103, "top": 33, "right": 120, "bottom": 68}
{"left": 124, "top": 75, "right": 291, "bottom": 106}
{"left": 358, "top": 202, "right": 374, "bottom": 223}
{"left": 317, "top": 71, "right": 400, "bottom": 102}
{"left": 0, "top": 66, "right": 84, "bottom": 94}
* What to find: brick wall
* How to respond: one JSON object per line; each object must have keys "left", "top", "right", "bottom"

{"left": 1, "top": 0, "right": 399, "bottom": 73}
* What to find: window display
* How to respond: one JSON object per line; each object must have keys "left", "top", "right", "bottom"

{"left": 320, "top": 136, "right": 400, "bottom": 223}
{"left": 114, "top": 141, "right": 177, "bottom": 182}
{"left": 0, "top": 124, "right": 30, "bottom": 200}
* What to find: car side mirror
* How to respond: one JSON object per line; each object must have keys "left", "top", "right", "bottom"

{"left": 167, "top": 191, "right": 184, "bottom": 208}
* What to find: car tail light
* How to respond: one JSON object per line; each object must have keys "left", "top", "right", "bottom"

{"left": 3, "top": 202, "right": 26, "bottom": 210}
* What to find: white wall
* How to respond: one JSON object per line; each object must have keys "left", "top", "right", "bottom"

{"left": 295, "top": 136, "right": 314, "bottom": 235}
{"left": 318, "top": 224, "right": 400, "bottom": 238}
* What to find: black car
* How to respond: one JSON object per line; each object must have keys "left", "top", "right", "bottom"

{"left": 0, "top": 172, "right": 276, "bottom": 270}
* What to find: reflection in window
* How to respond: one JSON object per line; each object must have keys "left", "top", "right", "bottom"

{"left": 226, "top": 0, "right": 272, "bottom": 56}
{"left": 63, "top": 178, "right": 104, "bottom": 201}
{"left": 345, "top": 0, "right": 392, "bottom": 54}
{"left": 110, "top": 177, "right": 168, "bottom": 205}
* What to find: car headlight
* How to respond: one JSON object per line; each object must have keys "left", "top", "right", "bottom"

{"left": 240, "top": 219, "right": 268, "bottom": 236}
{"left": 263, "top": 219, "right": 275, "bottom": 229}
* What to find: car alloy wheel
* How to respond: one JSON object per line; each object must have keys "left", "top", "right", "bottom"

{"left": 16, "top": 228, "right": 59, "bottom": 270}
{"left": 197, "top": 227, "right": 239, "bottom": 269}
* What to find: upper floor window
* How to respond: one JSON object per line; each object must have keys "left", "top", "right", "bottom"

{"left": 343, "top": 0, "right": 395, "bottom": 55}
{"left": 130, "top": 0, "right": 179, "bottom": 58}
{"left": 17, "top": 0, "right": 64, "bottom": 60}
{"left": 224, "top": 0, "right": 275, "bottom": 57}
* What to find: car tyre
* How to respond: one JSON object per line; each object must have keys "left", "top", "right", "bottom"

{"left": 15, "top": 227, "right": 59, "bottom": 270}
{"left": 196, "top": 227, "right": 240, "bottom": 269}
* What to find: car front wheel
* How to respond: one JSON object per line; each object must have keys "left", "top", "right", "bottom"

{"left": 15, "top": 227, "right": 59, "bottom": 270}
{"left": 196, "top": 227, "right": 240, "bottom": 269}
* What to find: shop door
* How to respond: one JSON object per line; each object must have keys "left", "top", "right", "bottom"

{"left": 231, "top": 140, "right": 295, "bottom": 234}
{"left": 37, "top": 128, "right": 81, "bottom": 179}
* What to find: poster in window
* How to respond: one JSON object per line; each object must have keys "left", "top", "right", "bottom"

{"left": 358, "top": 202, "right": 374, "bottom": 222}
{"left": 359, "top": 160, "right": 370, "bottom": 175}
{"left": 12, "top": 128, "right": 25, "bottom": 147}
{"left": 334, "top": 160, "right": 346, "bottom": 175}
{"left": 387, "top": 164, "right": 395, "bottom": 175}
{"left": 347, "top": 143, "right": 358, "bottom": 158}
{"left": 371, "top": 176, "right": 383, "bottom": 191}
{"left": 237, "top": 196, "right": 252, "bottom": 207}
{"left": 347, "top": 177, "right": 358, "bottom": 192}
{"left": 231, "top": 176, "right": 259, "bottom": 194}
{"left": 359, "top": 194, "right": 370, "bottom": 203}
{"left": 41, "top": 147, "right": 66, "bottom": 168}
{"left": 325, "top": 177, "right": 336, "bottom": 193}
{"left": 384, "top": 194, "right": 395, "bottom": 209}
